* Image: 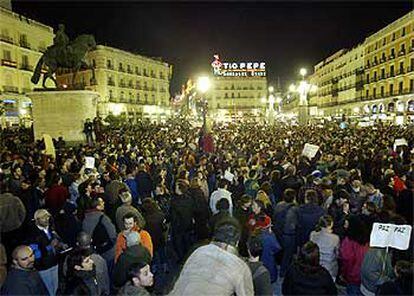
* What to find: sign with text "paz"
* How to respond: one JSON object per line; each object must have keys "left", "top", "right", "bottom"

{"left": 370, "top": 223, "right": 412, "bottom": 250}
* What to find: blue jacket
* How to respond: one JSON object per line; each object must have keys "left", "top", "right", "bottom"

{"left": 125, "top": 178, "right": 139, "bottom": 202}
{"left": 260, "top": 230, "right": 282, "bottom": 283}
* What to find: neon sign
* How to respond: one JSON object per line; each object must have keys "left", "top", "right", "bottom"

{"left": 211, "top": 54, "right": 266, "bottom": 77}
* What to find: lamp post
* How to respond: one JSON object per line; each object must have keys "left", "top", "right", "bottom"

{"left": 197, "top": 76, "right": 211, "bottom": 128}
{"left": 290, "top": 68, "right": 317, "bottom": 125}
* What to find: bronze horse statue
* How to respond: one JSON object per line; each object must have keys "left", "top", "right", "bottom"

{"left": 31, "top": 34, "right": 96, "bottom": 89}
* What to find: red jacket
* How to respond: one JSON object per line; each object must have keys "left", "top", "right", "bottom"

{"left": 339, "top": 237, "right": 369, "bottom": 285}
{"left": 45, "top": 185, "right": 69, "bottom": 213}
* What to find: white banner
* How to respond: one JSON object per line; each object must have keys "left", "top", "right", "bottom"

{"left": 370, "top": 223, "right": 412, "bottom": 250}
{"left": 393, "top": 138, "right": 408, "bottom": 151}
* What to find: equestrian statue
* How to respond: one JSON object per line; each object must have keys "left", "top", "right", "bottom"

{"left": 31, "top": 24, "right": 97, "bottom": 89}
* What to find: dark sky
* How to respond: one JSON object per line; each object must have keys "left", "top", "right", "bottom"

{"left": 12, "top": 0, "right": 413, "bottom": 94}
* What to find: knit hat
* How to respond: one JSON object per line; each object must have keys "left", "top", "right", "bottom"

{"left": 125, "top": 231, "right": 140, "bottom": 247}
{"left": 255, "top": 215, "right": 272, "bottom": 229}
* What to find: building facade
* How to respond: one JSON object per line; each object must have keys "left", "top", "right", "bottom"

{"left": 57, "top": 45, "right": 173, "bottom": 120}
{"left": 284, "top": 10, "right": 414, "bottom": 123}
{"left": 0, "top": 5, "right": 54, "bottom": 125}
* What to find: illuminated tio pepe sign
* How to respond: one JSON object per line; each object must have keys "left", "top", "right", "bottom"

{"left": 211, "top": 54, "right": 266, "bottom": 77}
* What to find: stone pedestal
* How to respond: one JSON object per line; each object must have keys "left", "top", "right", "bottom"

{"left": 28, "top": 90, "right": 99, "bottom": 143}
{"left": 298, "top": 105, "right": 309, "bottom": 125}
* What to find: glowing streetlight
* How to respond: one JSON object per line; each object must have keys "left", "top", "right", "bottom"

{"left": 289, "top": 84, "right": 296, "bottom": 92}
{"left": 197, "top": 76, "right": 211, "bottom": 94}
{"left": 300, "top": 68, "right": 307, "bottom": 78}
{"left": 268, "top": 86, "right": 274, "bottom": 93}
{"left": 261, "top": 97, "right": 267, "bottom": 104}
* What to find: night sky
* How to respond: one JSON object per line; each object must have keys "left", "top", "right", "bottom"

{"left": 12, "top": 1, "right": 413, "bottom": 94}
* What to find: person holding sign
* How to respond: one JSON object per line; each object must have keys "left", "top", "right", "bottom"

{"left": 377, "top": 260, "right": 413, "bottom": 295}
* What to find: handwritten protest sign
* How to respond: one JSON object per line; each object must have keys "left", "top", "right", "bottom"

{"left": 43, "top": 134, "right": 56, "bottom": 159}
{"left": 85, "top": 157, "right": 95, "bottom": 169}
{"left": 224, "top": 170, "right": 235, "bottom": 183}
{"left": 302, "top": 143, "right": 320, "bottom": 159}
{"left": 370, "top": 223, "right": 412, "bottom": 250}
{"left": 393, "top": 138, "right": 408, "bottom": 151}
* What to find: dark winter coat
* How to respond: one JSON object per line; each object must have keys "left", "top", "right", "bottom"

{"left": 297, "top": 203, "right": 325, "bottom": 247}
{"left": 1, "top": 268, "right": 48, "bottom": 295}
{"left": 282, "top": 261, "right": 337, "bottom": 295}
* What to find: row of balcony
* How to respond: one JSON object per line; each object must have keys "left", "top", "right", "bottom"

{"left": 107, "top": 81, "right": 167, "bottom": 92}
{"left": 106, "top": 65, "right": 166, "bottom": 79}
{"left": 108, "top": 97, "right": 167, "bottom": 105}
{"left": 1, "top": 59, "right": 34, "bottom": 70}
{"left": 365, "top": 67, "right": 414, "bottom": 83}
{"left": 0, "top": 35, "right": 42, "bottom": 51}
{"left": 366, "top": 47, "right": 413, "bottom": 69}
{"left": 1, "top": 85, "right": 32, "bottom": 94}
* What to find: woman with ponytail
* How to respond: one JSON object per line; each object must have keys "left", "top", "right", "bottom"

{"left": 310, "top": 215, "right": 340, "bottom": 281}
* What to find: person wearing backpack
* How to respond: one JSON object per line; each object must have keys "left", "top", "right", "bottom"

{"left": 246, "top": 234, "right": 273, "bottom": 296}
{"left": 82, "top": 197, "right": 117, "bottom": 276}
{"left": 272, "top": 188, "right": 299, "bottom": 277}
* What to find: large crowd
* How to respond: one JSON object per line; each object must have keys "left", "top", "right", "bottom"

{"left": 0, "top": 117, "right": 413, "bottom": 296}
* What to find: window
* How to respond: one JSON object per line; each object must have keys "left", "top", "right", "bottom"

{"left": 21, "top": 55, "right": 29, "bottom": 66}
{"left": 400, "top": 44, "right": 405, "bottom": 53}
{"left": 127, "top": 65, "right": 131, "bottom": 73}
{"left": 92, "top": 59, "right": 96, "bottom": 68}
{"left": 402, "top": 27, "right": 406, "bottom": 36}
{"left": 410, "top": 79, "right": 413, "bottom": 91}
{"left": 366, "top": 74, "right": 369, "bottom": 82}
{"left": 121, "top": 91, "right": 124, "bottom": 99}
{"left": 411, "top": 58, "right": 414, "bottom": 70}
{"left": 366, "top": 89, "right": 369, "bottom": 98}
{"left": 380, "top": 86, "right": 384, "bottom": 97}
{"left": 390, "top": 65, "right": 394, "bottom": 76}
{"left": 109, "top": 90, "right": 113, "bottom": 99}
{"left": 107, "top": 59, "right": 112, "bottom": 69}
{"left": 382, "top": 38, "right": 386, "bottom": 45}
{"left": 373, "top": 88, "right": 376, "bottom": 97}
{"left": 3, "top": 50, "right": 11, "bottom": 60}
{"left": 373, "top": 71, "right": 377, "bottom": 80}
{"left": 392, "top": 32, "right": 396, "bottom": 41}
{"left": 381, "top": 52, "right": 386, "bottom": 61}
{"left": 399, "top": 81, "right": 403, "bottom": 93}
{"left": 399, "top": 62, "right": 404, "bottom": 73}
{"left": 390, "top": 48, "right": 395, "bottom": 57}
{"left": 119, "top": 62, "right": 123, "bottom": 71}
{"left": 381, "top": 68, "right": 385, "bottom": 79}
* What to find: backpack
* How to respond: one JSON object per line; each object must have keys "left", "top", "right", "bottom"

{"left": 92, "top": 215, "right": 114, "bottom": 254}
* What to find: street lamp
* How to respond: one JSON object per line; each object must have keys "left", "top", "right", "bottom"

{"left": 300, "top": 68, "right": 307, "bottom": 79}
{"left": 196, "top": 76, "right": 211, "bottom": 127}
{"left": 290, "top": 68, "right": 317, "bottom": 125}
{"left": 268, "top": 86, "right": 274, "bottom": 93}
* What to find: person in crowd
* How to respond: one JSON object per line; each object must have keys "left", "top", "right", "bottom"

{"left": 210, "top": 178, "right": 233, "bottom": 216}
{"left": 1, "top": 245, "right": 48, "bottom": 295}
{"left": 246, "top": 235, "right": 273, "bottom": 296}
{"left": 360, "top": 246, "right": 394, "bottom": 296}
{"left": 65, "top": 248, "right": 102, "bottom": 295}
{"left": 246, "top": 199, "right": 271, "bottom": 234}
{"left": 113, "top": 231, "right": 152, "bottom": 288}
{"left": 297, "top": 189, "right": 325, "bottom": 247}
{"left": 115, "top": 191, "right": 146, "bottom": 232}
{"left": 54, "top": 201, "right": 82, "bottom": 247}
{"left": 257, "top": 213, "right": 281, "bottom": 285}
{"left": 256, "top": 189, "right": 273, "bottom": 217}
{"left": 377, "top": 260, "right": 413, "bottom": 295}
{"left": 141, "top": 198, "right": 168, "bottom": 274}
{"left": 75, "top": 231, "right": 110, "bottom": 296}
{"left": 117, "top": 261, "right": 153, "bottom": 296}
{"left": 170, "top": 179, "right": 195, "bottom": 263}
{"left": 339, "top": 214, "right": 370, "bottom": 295}
{"left": 0, "top": 244, "right": 6, "bottom": 289}
{"left": 233, "top": 194, "right": 252, "bottom": 257}
{"left": 273, "top": 188, "right": 299, "bottom": 277}
{"left": 282, "top": 241, "right": 337, "bottom": 295}
{"left": 189, "top": 175, "right": 211, "bottom": 241}
{"left": 82, "top": 198, "right": 117, "bottom": 272}
{"left": 310, "top": 215, "right": 340, "bottom": 281}
{"left": 169, "top": 217, "right": 253, "bottom": 295}
{"left": 135, "top": 164, "right": 154, "bottom": 202}
{"left": 26, "top": 209, "right": 67, "bottom": 296}
{"left": 44, "top": 175, "right": 69, "bottom": 215}
{"left": 210, "top": 197, "right": 232, "bottom": 231}
{"left": 115, "top": 212, "right": 153, "bottom": 262}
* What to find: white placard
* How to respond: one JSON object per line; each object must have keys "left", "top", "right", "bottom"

{"left": 393, "top": 138, "right": 408, "bottom": 151}
{"left": 85, "top": 157, "right": 95, "bottom": 169}
{"left": 302, "top": 143, "right": 320, "bottom": 159}
{"left": 370, "top": 223, "right": 412, "bottom": 250}
{"left": 224, "top": 170, "right": 235, "bottom": 183}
